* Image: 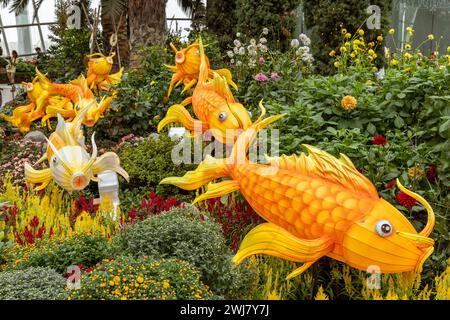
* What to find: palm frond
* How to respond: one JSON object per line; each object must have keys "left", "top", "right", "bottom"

{"left": 176, "top": 0, "right": 205, "bottom": 19}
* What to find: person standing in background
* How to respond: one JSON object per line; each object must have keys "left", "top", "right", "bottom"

{"left": 6, "top": 50, "right": 18, "bottom": 87}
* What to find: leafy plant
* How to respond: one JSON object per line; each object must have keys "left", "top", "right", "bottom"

{"left": 0, "top": 267, "right": 67, "bottom": 300}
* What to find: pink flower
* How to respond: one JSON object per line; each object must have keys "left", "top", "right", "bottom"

{"left": 254, "top": 73, "right": 268, "bottom": 81}
{"left": 259, "top": 56, "right": 265, "bottom": 65}
{"left": 271, "top": 72, "right": 280, "bottom": 80}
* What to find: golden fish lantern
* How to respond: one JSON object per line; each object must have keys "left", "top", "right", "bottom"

{"left": 161, "top": 109, "right": 435, "bottom": 279}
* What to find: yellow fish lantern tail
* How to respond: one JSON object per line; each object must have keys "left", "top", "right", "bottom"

{"left": 211, "top": 68, "right": 238, "bottom": 91}
{"left": 157, "top": 104, "right": 208, "bottom": 135}
{"left": 92, "top": 152, "right": 129, "bottom": 182}
{"left": 24, "top": 164, "right": 53, "bottom": 191}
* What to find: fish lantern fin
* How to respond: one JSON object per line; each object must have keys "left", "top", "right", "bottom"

{"left": 92, "top": 152, "right": 129, "bottom": 182}
{"left": 181, "top": 78, "right": 197, "bottom": 95}
{"left": 198, "top": 37, "right": 209, "bottom": 85}
{"left": 215, "top": 68, "right": 238, "bottom": 91}
{"left": 202, "top": 72, "right": 235, "bottom": 103}
{"left": 232, "top": 223, "right": 333, "bottom": 278}
{"left": 265, "top": 145, "right": 378, "bottom": 199}
{"left": 24, "top": 164, "right": 53, "bottom": 191}
{"left": 192, "top": 180, "right": 240, "bottom": 204}
{"left": 157, "top": 104, "right": 206, "bottom": 133}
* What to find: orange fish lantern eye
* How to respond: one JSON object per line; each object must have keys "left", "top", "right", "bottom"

{"left": 176, "top": 51, "right": 185, "bottom": 64}
{"left": 375, "top": 220, "right": 393, "bottom": 237}
{"left": 106, "top": 56, "right": 114, "bottom": 64}
{"left": 26, "top": 83, "right": 34, "bottom": 92}
{"left": 218, "top": 112, "right": 227, "bottom": 122}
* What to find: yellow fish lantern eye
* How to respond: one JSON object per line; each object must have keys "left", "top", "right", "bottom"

{"left": 175, "top": 51, "right": 185, "bottom": 64}
{"left": 26, "top": 83, "right": 34, "bottom": 92}
{"left": 106, "top": 56, "right": 114, "bottom": 64}
{"left": 375, "top": 220, "right": 393, "bottom": 237}
{"left": 218, "top": 112, "right": 227, "bottom": 122}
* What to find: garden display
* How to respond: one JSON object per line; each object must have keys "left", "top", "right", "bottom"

{"left": 0, "top": 1, "right": 449, "bottom": 304}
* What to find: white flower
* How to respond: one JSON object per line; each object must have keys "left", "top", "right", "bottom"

{"left": 301, "top": 53, "right": 314, "bottom": 63}
{"left": 291, "top": 39, "right": 300, "bottom": 48}
{"left": 250, "top": 39, "right": 256, "bottom": 46}
{"left": 259, "top": 37, "right": 267, "bottom": 44}
{"left": 233, "top": 47, "right": 239, "bottom": 54}
{"left": 262, "top": 27, "right": 269, "bottom": 35}
{"left": 227, "top": 50, "right": 234, "bottom": 58}
{"left": 233, "top": 39, "right": 241, "bottom": 47}
{"left": 238, "top": 47, "right": 246, "bottom": 55}
{"left": 230, "top": 59, "right": 235, "bottom": 64}
{"left": 259, "top": 45, "right": 268, "bottom": 53}
{"left": 298, "top": 33, "right": 311, "bottom": 46}
{"left": 296, "top": 46, "right": 309, "bottom": 55}
{"left": 236, "top": 32, "right": 241, "bottom": 38}
{"left": 236, "top": 61, "right": 242, "bottom": 66}
{"left": 248, "top": 58, "right": 256, "bottom": 68}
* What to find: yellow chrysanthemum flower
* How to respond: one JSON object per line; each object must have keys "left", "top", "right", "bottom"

{"left": 341, "top": 28, "right": 347, "bottom": 35}
{"left": 340, "top": 46, "right": 347, "bottom": 53}
{"left": 329, "top": 50, "right": 336, "bottom": 57}
{"left": 341, "top": 95, "right": 357, "bottom": 111}
{"left": 358, "top": 29, "right": 364, "bottom": 36}
{"left": 345, "top": 33, "right": 351, "bottom": 39}
{"left": 334, "top": 61, "right": 340, "bottom": 68}
{"left": 390, "top": 59, "right": 399, "bottom": 66}
{"left": 377, "top": 35, "right": 383, "bottom": 42}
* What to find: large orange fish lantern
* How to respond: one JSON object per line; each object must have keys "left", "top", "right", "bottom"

{"left": 166, "top": 40, "right": 237, "bottom": 97}
{"left": 161, "top": 111, "right": 435, "bottom": 279}
{"left": 159, "top": 38, "right": 252, "bottom": 145}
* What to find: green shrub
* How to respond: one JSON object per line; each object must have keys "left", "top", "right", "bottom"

{"left": 119, "top": 135, "right": 196, "bottom": 201}
{"left": 68, "top": 256, "right": 214, "bottom": 300}
{"left": 116, "top": 207, "right": 257, "bottom": 298}
{"left": 0, "top": 267, "right": 67, "bottom": 300}
{"left": 4, "top": 234, "right": 114, "bottom": 274}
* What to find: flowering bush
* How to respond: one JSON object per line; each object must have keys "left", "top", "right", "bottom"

{"left": 116, "top": 207, "right": 257, "bottom": 298}
{"left": 67, "top": 256, "right": 214, "bottom": 300}
{"left": 2, "top": 234, "right": 114, "bottom": 274}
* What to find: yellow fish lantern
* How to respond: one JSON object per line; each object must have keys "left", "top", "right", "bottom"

{"left": 161, "top": 110, "right": 435, "bottom": 279}
{"left": 22, "top": 76, "right": 50, "bottom": 113}
{"left": 166, "top": 41, "right": 237, "bottom": 97}
{"left": 159, "top": 38, "right": 252, "bottom": 145}
{"left": 25, "top": 103, "right": 129, "bottom": 192}
{"left": 86, "top": 52, "right": 124, "bottom": 92}
{"left": 0, "top": 103, "right": 44, "bottom": 134}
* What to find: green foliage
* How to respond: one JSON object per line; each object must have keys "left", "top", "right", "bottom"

{"left": 116, "top": 207, "right": 257, "bottom": 299}
{"left": 119, "top": 135, "right": 196, "bottom": 201}
{"left": 303, "top": 0, "right": 392, "bottom": 74}
{"left": 67, "top": 256, "right": 215, "bottom": 300}
{"left": 0, "top": 267, "right": 67, "bottom": 300}
{"left": 235, "top": 0, "right": 302, "bottom": 51}
{"left": 206, "top": 0, "right": 237, "bottom": 50}
{"left": 4, "top": 235, "right": 114, "bottom": 274}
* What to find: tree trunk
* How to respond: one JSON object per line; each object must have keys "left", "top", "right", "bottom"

{"left": 101, "top": 10, "right": 130, "bottom": 69}
{"left": 128, "top": 0, "right": 166, "bottom": 68}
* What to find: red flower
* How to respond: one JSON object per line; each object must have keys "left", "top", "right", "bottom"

{"left": 386, "top": 180, "right": 396, "bottom": 190}
{"left": 426, "top": 164, "right": 437, "bottom": 182}
{"left": 371, "top": 135, "right": 388, "bottom": 146}
{"left": 30, "top": 216, "right": 39, "bottom": 229}
{"left": 396, "top": 191, "right": 417, "bottom": 209}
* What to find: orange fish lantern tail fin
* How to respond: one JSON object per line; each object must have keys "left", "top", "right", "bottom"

{"left": 197, "top": 37, "right": 209, "bottom": 85}
{"left": 232, "top": 223, "right": 334, "bottom": 279}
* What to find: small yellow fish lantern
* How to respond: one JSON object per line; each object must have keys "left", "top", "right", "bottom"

{"left": 166, "top": 40, "right": 237, "bottom": 97}
{"left": 159, "top": 38, "right": 252, "bottom": 145}
{"left": 161, "top": 109, "right": 435, "bottom": 279}
{"left": 25, "top": 103, "right": 129, "bottom": 192}
{"left": 86, "top": 52, "right": 123, "bottom": 92}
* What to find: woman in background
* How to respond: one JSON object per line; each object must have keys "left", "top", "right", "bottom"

{"left": 6, "top": 50, "right": 18, "bottom": 86}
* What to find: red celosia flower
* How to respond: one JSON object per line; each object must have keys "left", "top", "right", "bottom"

{"left": 371, "top": 135, "right": 388, "bottom": 146}
{"left": 396, "top": 191, "right": 417, "bottom": 209}
{"left": 30, "top": 216, "right": 39, "bottom": 229}
{"left": 426, "top": 164, "right": 437, "bottom": 182}
{"left": 386, "top": 180, "right": 396, "bottom": 190}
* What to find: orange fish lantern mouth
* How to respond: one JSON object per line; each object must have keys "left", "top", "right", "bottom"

{"left": 71, "top": 172, "right": 89, "bottom": 190}
{"left": 176, "top": 51, "right": 185, "bottom": 64}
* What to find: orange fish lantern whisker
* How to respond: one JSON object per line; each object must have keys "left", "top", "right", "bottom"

{"left": 161, "top": 114, "right": 435, "bottom": 279}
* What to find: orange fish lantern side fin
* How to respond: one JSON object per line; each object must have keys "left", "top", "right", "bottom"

{"left": 232, "top": 223, "right": 334, "bottom": 279}
{"left": 92, "top": 152, "right": 129, "bottom": 182}
{"left": 214, "top": 68, "right": 238, "bottom": 91}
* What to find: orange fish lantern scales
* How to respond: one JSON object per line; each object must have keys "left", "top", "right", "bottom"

{"left": 161, "top": 111, "right": 435, "bottom": 279}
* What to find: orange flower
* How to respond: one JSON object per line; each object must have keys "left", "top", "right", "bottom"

{"left": 341, "top": 96, "right": 357, "bottom": 110}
